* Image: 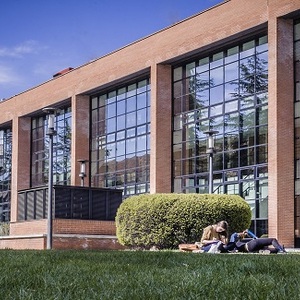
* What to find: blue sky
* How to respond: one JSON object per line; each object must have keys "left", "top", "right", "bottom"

{"left": 0, "top": 0, "right": 223, "bottom": 100}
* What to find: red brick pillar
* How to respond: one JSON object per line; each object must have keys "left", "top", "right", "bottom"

{"left": 150, "top": 64, "right": 172, "bottom": 193}
{"left": 268, "top": 17, "right": 294, "bottom": 246}
{"left": 71, "top": 95, "right": 90, "bottom": 186}
{"left": 10, "top": 116, "right": 31, "bottom": 222}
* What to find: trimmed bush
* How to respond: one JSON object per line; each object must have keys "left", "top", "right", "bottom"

{"left": 116, "top": 193, "right": 251, "bottom": 249}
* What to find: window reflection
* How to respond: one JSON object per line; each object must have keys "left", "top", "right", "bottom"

{"left": 126, "top": 96, "right": 136, "bottom": 113}
{"left": 225, "top": 46, "right": 239, "bottom": 63}
{"left": 106, "top": 119, "right": 116, "bottom": 133}
{"left": 117, "top": 100, "right": 125, "bottom": 115}
{"left": 117, "top": 115, "right": 125, "bottom": 131}
{"left": 91, "top": 78, "right": 150, "bottom": 197}
{"left": 225, "top": 62, "right": 239, "bottom": 82}
{"left": 225, "top": 100, "right": 238, "bottom": 113}
{"left": 210, "top": 67, "right": 223, "bottom": 85}
{"left": 225, "top": 82, "right": 239, "bottom": 100}
{"left": 31, "top": 107, "right": 71, "bottom": 187}
{"left": 172, "top": 35, "right": 268, "bottom": 233}
{"left": 137, "top": 93, "right": 147, "bottom": 109}
{"left": 240, "top": 40, "right": 255, "bottom": 58}
{"left": 196, "top": 88, "right": 209, "bottom": 108}
{"left": 0, "top": 128, "right": 12, "bottom": 222}
{"left": 210, "top": 85, "right": 224, "bottom": 105}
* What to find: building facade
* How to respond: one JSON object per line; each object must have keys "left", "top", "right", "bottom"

{"left": 0, "top": 0, "right": 300, "bottom": 248}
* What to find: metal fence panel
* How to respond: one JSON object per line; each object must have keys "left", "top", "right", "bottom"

{"left": 17, "top": 185, "right": 123, "bottom": 221}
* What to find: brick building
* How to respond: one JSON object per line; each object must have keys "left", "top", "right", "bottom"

{"left": 0, "top": 0, "right": 300, "bottom": 249}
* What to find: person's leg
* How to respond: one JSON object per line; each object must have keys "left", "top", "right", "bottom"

{"left": 246, "top": 238, "right": 276, "bottom": 252}
{"left": 271, "top": 238, "right": 286, "bottom": 253}
{"left": 218, "top": 242, "right": 236, "bottom": 252}
{"left": 202, "top": 244, "right": 212, "bottom": 252}
{"left": 178, "top": 244, "right": 197, "bottom": 252}
{"left": 217, "top": 242, "right": 226, "bottom": 253}
{"left": 202, "top": 241, "right": 221, "bottom": 252}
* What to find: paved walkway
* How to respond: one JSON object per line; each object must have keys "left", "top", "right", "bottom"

{"left": 285, "top": 248, "right": 300, "bottom": 253}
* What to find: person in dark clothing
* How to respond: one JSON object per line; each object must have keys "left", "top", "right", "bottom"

{"left": 227, "top": 230, "right": 287, "bottom": 254}
{"left": 236, "top": 237, "right": 286, "bottom": 253}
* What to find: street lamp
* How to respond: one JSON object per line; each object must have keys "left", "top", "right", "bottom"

{"left": 204, "top": 130, "right": 219, "bottom": 194}
{"left": 42, "top": 107, "right": 57, "bottom": 250}
{"left": 78, "top": 159, "right": 88, "bottom": 187}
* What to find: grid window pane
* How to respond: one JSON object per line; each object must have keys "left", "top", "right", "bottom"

{"left": 172, "top": 35, "right": 268, "bottom": 235}
{"left": 91, "top": 78, "right": 151, "bottom": 198}
{"left": 31, "top": 107, "right": 71, "bottom": 187}
{"left": 0, "top": 129, "right": 12, "bottom": 222}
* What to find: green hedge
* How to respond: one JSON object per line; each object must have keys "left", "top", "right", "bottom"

{"left": 116, "top": 193, "right": 251, "bottom": 249}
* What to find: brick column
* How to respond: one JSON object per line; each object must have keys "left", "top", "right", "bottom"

{"left": 150, "top": 64, "right": 172, "bottom": 193}
{"left": 10, "top": 116, "right": 31, "bottom": 222}
{"left": 71, "top": 95, "right": 90, "bottom": 186}
{"left": 268, "top": 17, "right": 294, "bottom": 246}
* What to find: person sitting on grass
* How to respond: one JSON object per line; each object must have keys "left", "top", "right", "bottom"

{"left": 178, "top": 220, "right": 228, "bottom": 252}
{"left": 179, "top": 223, "right": 287, "bottom": 254}
{"left": 197, "top": 220, "right": 229, "bottom": 253}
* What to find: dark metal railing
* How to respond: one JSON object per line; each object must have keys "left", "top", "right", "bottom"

{"left": 17, "top": 185, "right": 123, "bottom": 221}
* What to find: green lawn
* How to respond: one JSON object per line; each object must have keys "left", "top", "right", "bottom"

{"left": 0, "top": 250, "right": 299, "bottom": 300}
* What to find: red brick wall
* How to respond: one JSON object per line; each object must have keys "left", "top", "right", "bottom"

{"left": 10, "top": 219, "right": 48, "bottom": 236}
{"left": 0, "top": 235, "right": 125, "bottom": 250}
{"left": 150, "top": 64, "right": 172, "bottom": 193}
{"left": 0, "top": 236, "right": 45, "bottom": 250}
{"left": 2, "top": 219, "right": 120, "bottom": 250}
{"left": 10, "top": 117, "right": 31, "bottom": 222}
{"left": 53, "top": 219, "right": 116, "bottom": 235}
{"left": 267, "top": 17, "right": 295, "bottom": 247}
{"left": 10, "top": 219, "right": 116, "bottom": 236}
{"left": 71, "top": 95, "right": 90, "bottom": 187}
{"left": 1, "top": 0, "right": 300, "bottom": 247}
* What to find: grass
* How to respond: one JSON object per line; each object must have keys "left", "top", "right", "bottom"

{"left": 0, "top": 250, "right": 299, "bottom": 300}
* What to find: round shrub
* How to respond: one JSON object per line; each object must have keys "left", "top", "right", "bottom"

{"left": 116, "top": 194, "right": 181, "bottom": 248}
{"left": 116, "top": 193, "right": 251, "bottom": 249}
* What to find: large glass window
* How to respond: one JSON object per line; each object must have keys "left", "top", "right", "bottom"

{"left": 31, "top": 107, "right": 72, "bottom": 187}
{"left": 173, "top": 36, "right": 268, "bottom": 236}
{"left": 91, "top": 78, "right": 151, "bottom": 198}
{"left": 0, "top": 128, "right": 12, "bottom": 222}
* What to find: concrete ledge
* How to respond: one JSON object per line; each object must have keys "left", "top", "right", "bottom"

{"left": 53, "top": 234, "right": 126, "bottom": 250}
{"left": 0, "top": 234, "right": 45, "bottom": 239}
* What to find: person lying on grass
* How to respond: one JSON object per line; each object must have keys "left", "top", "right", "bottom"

{"left": 179, "top": 224, "right": 287, "bottom": 254}
{"left": 226, "top": 230, "right": 287, "bottom": 254}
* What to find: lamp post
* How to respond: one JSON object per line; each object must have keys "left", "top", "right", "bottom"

{"left": 78, "top": 159, "right": 88, "bottom": 187}
{"left": 42, "top": 107, "right": 57, "bottom": 250}
{"left": 204, "top": 130, "right": 219, "bottom": 194}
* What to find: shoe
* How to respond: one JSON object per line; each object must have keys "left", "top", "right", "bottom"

{"left": 228, "top": 249, "right": 238, "bottom": 253}
{"left": 259, "top": 249, "right": 271, "bottom": 254}
{"left": 195, "top": 242, "right": 202, "bottom": 248}
{"left": 278, "top": 245, "right": 288, "bottom": 254}
{"left": 192, "top": 249, "right": 204, "bottom": 253}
